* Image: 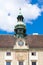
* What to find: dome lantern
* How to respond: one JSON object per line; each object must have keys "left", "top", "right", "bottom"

{"left": 14, "top": 8, "right": 26, "bottom": 38}
{"left": 17, "top": 8, "right": 24, "bottom": 22}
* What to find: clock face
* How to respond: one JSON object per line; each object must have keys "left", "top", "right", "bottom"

{"left": 18, "top": 41, "right": 24, "bottom": 46}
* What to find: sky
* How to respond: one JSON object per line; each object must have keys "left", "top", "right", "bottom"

{"left": 0, "top": 0, "right": 43, "bottom": 35}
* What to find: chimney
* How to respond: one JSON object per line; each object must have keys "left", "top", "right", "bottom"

{"left": 33, "top": 33, "right": 38, "bottom": 35}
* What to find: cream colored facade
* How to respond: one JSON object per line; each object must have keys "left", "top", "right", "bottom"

{"left": 0, "top": 48, "right": 43, "bottom": 65}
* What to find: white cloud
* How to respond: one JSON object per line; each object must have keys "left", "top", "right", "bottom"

{"left": 0, "top": 0, "right": 42, "bottom": 32}
{"left": 22, "top": 4, "right": 41, "bottom": 20}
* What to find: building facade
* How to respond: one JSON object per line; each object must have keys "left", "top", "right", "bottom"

{"left": 0, "top": 12, "right": 43, "bottom": 65}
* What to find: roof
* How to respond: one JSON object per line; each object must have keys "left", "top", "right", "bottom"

{"left": 25, "top": 35, "right": 43, "bottom": 48}
{"left": 0, "top": 35, "right": 17, "bottom": 48}
{"left": 0, "top": 35, "right": 43, "bottom": 48}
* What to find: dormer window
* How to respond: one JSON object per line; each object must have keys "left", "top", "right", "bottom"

{"left": 6, "top": 52, "right": 11, "bottom": 56}
{"left": 31, "top": 52, "right": 36, "bottom": 56}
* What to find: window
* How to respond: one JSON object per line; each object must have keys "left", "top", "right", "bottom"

{"left": 6, "top": 52, "right": 11, "bottom": 56}
{"left": 6, "top": 62, "right": 11, "bottom": 65}
{"left": 19, "top": 61, "right": 23, "bottom": 65}
{"left": 31, "top": 52, "right": 36, "bottom": 56}
{"left": 32, "top": 62, "right": 36, "bottom": 65}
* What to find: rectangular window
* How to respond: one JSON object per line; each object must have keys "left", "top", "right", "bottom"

{"left": 32, "top": 62, "right": 36, "bottom": 65}
{"left": 6, "top": 62, "right": 11, "bottom": 65}
{"left": 6, "top": 52, "right": 11, "bottom": 56}
{"left": 31, "top": 52, "right": 36, "bottom": 56}
{"left": 19, "top": 61, "right": 23, "bottom": 65}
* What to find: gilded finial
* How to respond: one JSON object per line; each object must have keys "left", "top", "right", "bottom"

{"left": 19, "top": 8, "right": 21, "bottom": 15}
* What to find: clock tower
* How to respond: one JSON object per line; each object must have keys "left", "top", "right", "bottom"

{"left": 14, "top": 9, "right": 26, "bottom": 38}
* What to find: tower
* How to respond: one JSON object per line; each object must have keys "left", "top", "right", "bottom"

{"left": 14, "top": 9, "right": 26, "bottom": 38}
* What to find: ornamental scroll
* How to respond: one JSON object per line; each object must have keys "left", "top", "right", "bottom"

{"left": 15, "top": 52, "right": 27, "bottom": 60}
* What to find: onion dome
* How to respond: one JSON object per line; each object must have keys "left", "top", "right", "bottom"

{"left": 14, "top": 8, "right": 26, "bottom": 38}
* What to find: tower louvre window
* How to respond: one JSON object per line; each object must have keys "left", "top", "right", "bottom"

{"left": 17, "top": 15, "right": 24, "bottom": 21}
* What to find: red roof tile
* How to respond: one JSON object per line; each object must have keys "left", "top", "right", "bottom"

{"left": 25, "top": 35, "right": 43, "bottom": 48}
{"left": 0, "top": 35, "right": 43, "bottom": 48}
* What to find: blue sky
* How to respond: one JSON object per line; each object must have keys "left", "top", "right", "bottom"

{"left": 0, "top": 0, "right": 43, "bottom": 35}
{"left": 26, "top": 12, "right": 43, "bottom": 34}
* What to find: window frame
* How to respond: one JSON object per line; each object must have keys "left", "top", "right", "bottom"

{"left": 6, "top": 52, "right": 11, "bottom": 56}
{"left": 19, "top": 61, "right": 23, "bottom": 65}
{"left": 32, "top": 61, "right": 36, "bottom": 65}
{"left": 6, "top": 61, "right": 11, "bottom": 65}
{"left": 31, "top": 52, "right": 36, "bottom": 56}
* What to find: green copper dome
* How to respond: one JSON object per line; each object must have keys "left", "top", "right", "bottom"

{"left": 15, "top": 22, "right": 26, "bottom": 29}
{"left": 15, "top": 25, "right": 26, "bottom": 29}
{"left": 14, "top": 9, "right": 26, "bottom": 38}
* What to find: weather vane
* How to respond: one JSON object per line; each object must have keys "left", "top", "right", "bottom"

{"left": 19, "top": 8, "right": 22, "bottom": 15}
